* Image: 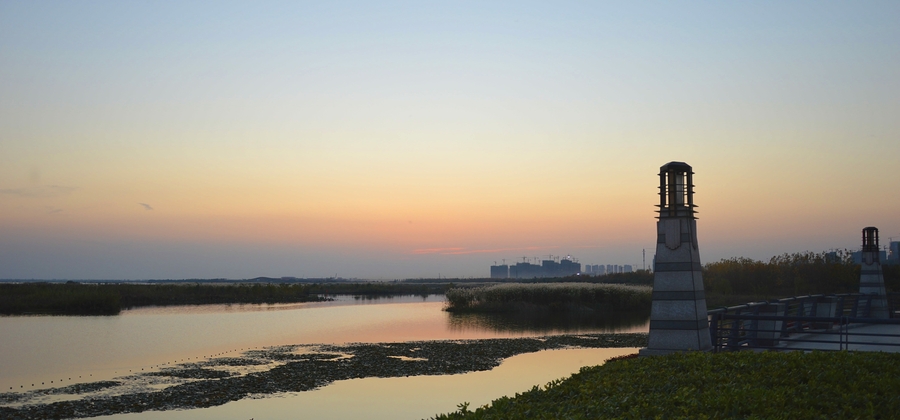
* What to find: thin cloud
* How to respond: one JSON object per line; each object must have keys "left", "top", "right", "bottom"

{"left": 411, "top": 247, "right": 465, "bottom": 255}
{"left": 411, "top": 246, "right": 557, "bottom": 256}
{"left": 0, "top": 185, "right": 77, "bottom": 198}
{"left": 139, "top": 203, "right": 153, "bottom": 210}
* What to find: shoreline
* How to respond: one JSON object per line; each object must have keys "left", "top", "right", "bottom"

{"left": 0, "top": 333, "right": 647, "bottom": 419}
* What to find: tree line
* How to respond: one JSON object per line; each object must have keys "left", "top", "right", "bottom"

{"left": 574, "top": 250, "right": 899, "bottom": 306}
{"left": 703, "top": 250, "right": 900, "bottom": 299}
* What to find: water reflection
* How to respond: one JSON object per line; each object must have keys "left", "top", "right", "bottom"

{"left": 97, "top": 347, "right": 640, "bottom": 420}
{"left": 339, "top": 294, "right": 439, "bottom": 304}
{"left": 0, "top": 296, "right": 647, "bottom": 392}
{"left": 122, "top": 294, "right": 444, "bottom": 315}
{"left": 448, "top": 310, "right": 650, "bottom": 334}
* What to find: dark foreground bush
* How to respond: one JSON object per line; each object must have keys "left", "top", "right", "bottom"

{"left": 431, "top": 350, "right": 900, "bottom": 419}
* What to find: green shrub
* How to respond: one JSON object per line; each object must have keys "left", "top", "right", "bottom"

{"left": 431, "top": 351, "right": 900, "bottom": 419}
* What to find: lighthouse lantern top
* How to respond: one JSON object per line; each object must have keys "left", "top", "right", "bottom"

{"left": 658, "top": 161, "right": 696, "bottom": 219}
{"left": 862, "top": 227, "right": 879, "bottom": 253}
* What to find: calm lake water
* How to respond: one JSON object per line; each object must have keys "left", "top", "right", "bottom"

{"left": 99, "top": 347, "right": 639, "bottom": 420}
{"left": 0, "top": 295, "right": 647, "bottom": 418}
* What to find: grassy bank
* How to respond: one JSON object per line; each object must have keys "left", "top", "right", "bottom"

{"left": 432, "top": 350, "right": 900, "bottom": 419}
{"left": 0, "top": 282, "right": 451, "bottom": 315}
{"left": 445, "top": 283, "right": 652, "bottom": 314}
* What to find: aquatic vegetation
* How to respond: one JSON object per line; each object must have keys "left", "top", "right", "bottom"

{"left": 0, "top": 333, "right": 647, "bottom": 419}
{"left": 431, "top": 350, "right": 900, "bottom": 419}
{"left": 0, "top": 282, "right": 332, "bottom": 315}
{"left": 445, "top": 283, "right": 652, "bottom": 314}
{"left": 0, "top": 282, "right": 121, "bottom": 315}
{"left": 0, "top": 282, "right": 449, "bottom": 316}
{"left": 447, "top": 308, "right": 649, "bottom": 334}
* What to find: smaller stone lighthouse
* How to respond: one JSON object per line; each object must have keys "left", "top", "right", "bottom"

{"left": 859, "top": 227, "right": 888, "bottom": 318}
{"left": 640, "top": 162, "right": 711, "bottom": 356}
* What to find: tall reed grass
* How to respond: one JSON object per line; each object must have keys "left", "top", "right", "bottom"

{"left": 445, "top": 283, "right": 652, "bottom": 314}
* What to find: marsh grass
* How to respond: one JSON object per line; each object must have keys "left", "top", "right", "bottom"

{"left": 0, "top": 282, "right": 454, "bottom": 315}
{"left": 0, "top": 282, "right": 121, "bottom": 315}
{"left": 445, "top": 283, "right": 652, "bottom": 314}
{"left": 0, "top": 283, "right": 326, "bottom": 315}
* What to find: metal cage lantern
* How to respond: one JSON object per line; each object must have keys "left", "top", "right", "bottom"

{"left": 657, "top": 161, "right": 696, "bottom": 219}
{"left": 862, "top": 227, "right": 880, "bottom": 253}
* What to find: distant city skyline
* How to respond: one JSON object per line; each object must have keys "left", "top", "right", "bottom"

{"left": 1, "top": 2, "right": 898, "bottom": 280}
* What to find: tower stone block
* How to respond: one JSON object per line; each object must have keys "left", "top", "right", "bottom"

{"left": 640, "top": 162, "right": 711, "bottom": 356}
{"left": 859, "top": 227, "right": 888, "bottom": 318}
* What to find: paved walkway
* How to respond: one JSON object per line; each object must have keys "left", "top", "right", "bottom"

{"left": 776, "top": 323, "right": 900, "bottom": 352}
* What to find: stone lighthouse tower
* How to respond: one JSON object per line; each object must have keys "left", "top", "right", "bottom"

{"left": 640, "top": 162, "right": 711, "bottom": 356}
{"left": 859, "top": 227, "right": 888, "bottom": 318}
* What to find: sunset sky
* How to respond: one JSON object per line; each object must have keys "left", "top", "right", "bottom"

{"left": 1, "top": 1, "right": 898, "bottom": 280}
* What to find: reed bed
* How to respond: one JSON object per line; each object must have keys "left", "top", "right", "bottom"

{"left": 445, "top": 283, "right": 652, "bottom": 314}
{"left": 0, "top": 283, "right": 326, "bottom": 315}
{"left": 0, "top": 282, "right": 451, "bottom": 316}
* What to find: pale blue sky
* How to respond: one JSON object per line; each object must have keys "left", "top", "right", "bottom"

{"left": 1, "top": 1, "right": 898, "bottom": 279}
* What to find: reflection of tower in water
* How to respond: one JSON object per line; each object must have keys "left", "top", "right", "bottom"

{"left": 640, "top": 162, "right": 711, "bottom": 356}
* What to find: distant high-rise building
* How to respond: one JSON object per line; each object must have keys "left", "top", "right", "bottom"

{"left": 889, "top": 241, "right": 900, "bottom": 265}
{"left": 490, "top": 264, "right": 509, "bottom": 279}
{"left": 512, "top": 262, "right": 541, "bottom": 279}
{"left": 503, "top": 260, "right": 652, "bottom": 276}
{"left": 853, "top": 250, "right": 887, "bottom": 264}
{"left": 541, "top": 259, "right": 560, "bottom": 277}
{"left": 492, "top": 256, "right": 583, "bottom": 278}
{"left": 559, "top": 259, "right": 580, "bottom": 276}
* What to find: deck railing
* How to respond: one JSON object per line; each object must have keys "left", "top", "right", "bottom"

{"left": 708, "top": 293, "right": 900, "bottom": 352}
